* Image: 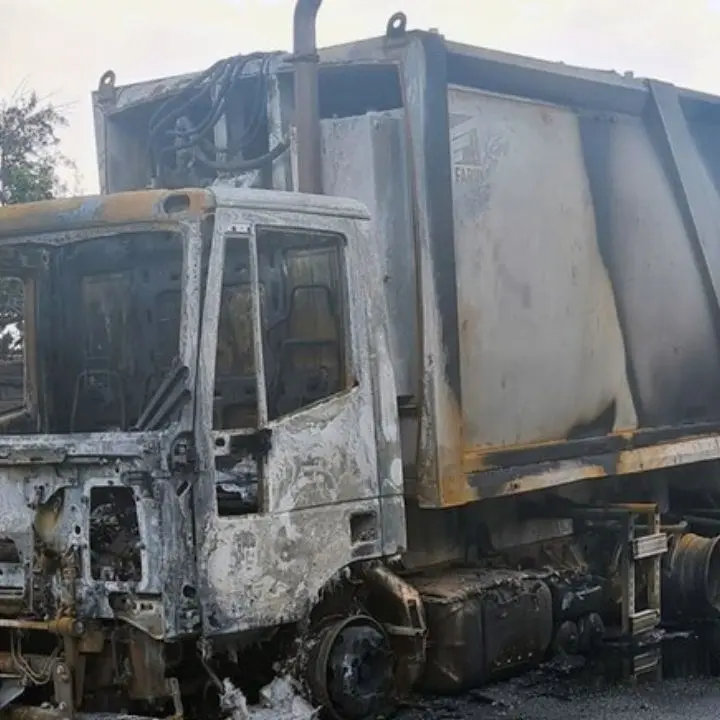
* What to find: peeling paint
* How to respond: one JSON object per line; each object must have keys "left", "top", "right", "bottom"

{"left": 0, "top": 189, "right": 213, "bottom": 239}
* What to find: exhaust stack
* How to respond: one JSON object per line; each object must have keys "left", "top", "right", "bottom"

{"left": 293, "top": 0, "right": 323, "bottom": 195}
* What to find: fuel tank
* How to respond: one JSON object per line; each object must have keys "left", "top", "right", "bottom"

{"left": 412, "top": 569, "right": 554, "bottom": 691}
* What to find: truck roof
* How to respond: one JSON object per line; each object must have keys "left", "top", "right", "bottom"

{"left": 209, "top": 185, "right": 370, "bottom": 221}
{"left": 0, "top": 186, "right": 370, "bottom": 239}
{"left": 0, "top": 188, "right": 213, "bottom": 239}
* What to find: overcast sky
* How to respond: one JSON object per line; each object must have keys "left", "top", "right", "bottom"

{"left": 2, "top": 0, "right": 720, "bottom": 193}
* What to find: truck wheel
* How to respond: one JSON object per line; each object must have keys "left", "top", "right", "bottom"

{"left": 307, "top": 615, "right": 395, "bottom": 719}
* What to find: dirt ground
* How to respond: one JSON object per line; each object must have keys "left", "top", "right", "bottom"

{"left": 395, "top": 658, "right": 720, "bottom": 720}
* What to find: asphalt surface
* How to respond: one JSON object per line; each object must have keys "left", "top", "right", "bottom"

{"left": 395, "top": 658, "right": 720, "bottom": 720}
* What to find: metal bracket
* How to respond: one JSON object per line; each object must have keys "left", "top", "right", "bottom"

{"left": 52, "top": 662, "right": 74, "bottom": 719}
{"left": 647, "top": 80, "right": 720, "bottom": 333}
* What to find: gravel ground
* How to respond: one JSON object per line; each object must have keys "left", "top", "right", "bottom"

{"left": 395, "top": 658, "right": 720, "bottom": 720}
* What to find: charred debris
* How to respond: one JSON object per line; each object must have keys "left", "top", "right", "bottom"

{"left": 5, "top": 1, "right": 720, "bottom": 719}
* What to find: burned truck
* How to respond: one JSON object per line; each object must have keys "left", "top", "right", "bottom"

{"left": 3, "top": 1, "right": 720, "bottom": 718}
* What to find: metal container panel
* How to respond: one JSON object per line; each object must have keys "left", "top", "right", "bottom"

{"left": 594, "top": 114, "right": 720, "bottom": 426}
{"left": 448, "top": 86, "right": 637, "bottom": 451}
{"left": 319, "top": 112, "right": 419, "bottom": 401}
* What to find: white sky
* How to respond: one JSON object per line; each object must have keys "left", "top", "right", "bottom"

{"left": 2, "top": 0, "right": 720, "bottom": 193}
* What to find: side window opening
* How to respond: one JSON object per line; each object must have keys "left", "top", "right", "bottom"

{"left": 0, "top": 277, "right": 26, "bottom": 414}
{"left": 265, "top": 240, "right": 345, "bottom": 419}
{"left": 212, "top": 227, "right": 349, "bottom": 518}
{"left": 213, "top": 238, "right": 259, "bottom": 431}
{"left": 213, "top": 228, "right": 348, "bottom": 431}
{"left": 213, "top": 236, "right": 262, "bottom": 517}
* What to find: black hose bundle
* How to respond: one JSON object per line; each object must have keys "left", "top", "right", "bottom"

{"left": 148, "top": 51, "right": 288, "bottom": 183}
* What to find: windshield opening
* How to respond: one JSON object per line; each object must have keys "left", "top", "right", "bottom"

{"left": 0, "top": 229, "right": 185, "bottom": 434}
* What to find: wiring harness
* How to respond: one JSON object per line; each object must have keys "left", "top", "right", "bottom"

{"left": 147, "top": 52, "right": 288, "bottom": 185}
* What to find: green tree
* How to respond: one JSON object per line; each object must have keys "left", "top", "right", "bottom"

{"left": 0, "top": 90, "right": 74, "bottom": 206}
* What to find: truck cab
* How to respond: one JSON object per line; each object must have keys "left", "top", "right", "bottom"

{"left": 0, "top": 186, "right": 404, "bottom": 718}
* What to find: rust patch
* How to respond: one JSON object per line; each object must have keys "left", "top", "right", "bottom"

{"left": 615, "top": 436, "right": 720, "bottom": 474}
{"left": 418, "top": 425, "right": 720, "bottom": 506}
{"left": 436, "top": 392, "right": 475, "bottom": 508}
{"left": 416, "top": 376, "right": 479, "bottom": 509}
{"left": 466, "top": 433, "right": 720, "bottom": 500}
{"left": 463, "top": 424, "right": 720, "bottom": 475}
{"left": 0, "top": 188, "right": 213, "bottom": 239}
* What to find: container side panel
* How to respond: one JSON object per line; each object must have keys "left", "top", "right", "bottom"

{"left": 320, "top": 113, "right": 419, "bottom": 401}
{"left": 448, "top": 87, "right": 637, "bottom": 451}
{"left": 584, "top": 114, "right": 720, "bottom": 426}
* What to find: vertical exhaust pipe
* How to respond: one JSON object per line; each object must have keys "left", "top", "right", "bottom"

{"left": 293, "top": 0, "right": 323, "bottom": 194}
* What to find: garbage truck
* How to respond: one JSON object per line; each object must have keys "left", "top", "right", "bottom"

{"left": 3, "top": 1, "right": 720, "bottom": 717}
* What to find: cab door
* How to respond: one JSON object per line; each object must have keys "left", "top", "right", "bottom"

{"left": 193, "top": 202, "right": 404, "bottom": 636}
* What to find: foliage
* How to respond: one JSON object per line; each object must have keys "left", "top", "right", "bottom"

{"left": 0, "top": 90, "right": 74, "bottom": 206}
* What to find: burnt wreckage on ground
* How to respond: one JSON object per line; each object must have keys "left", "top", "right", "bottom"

{"left": 3, "top": 2, "right": 720, "bottom": 718}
